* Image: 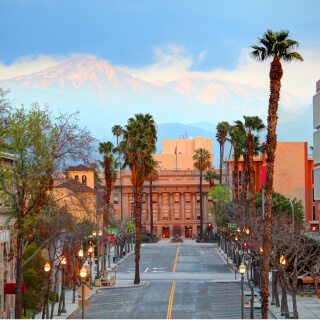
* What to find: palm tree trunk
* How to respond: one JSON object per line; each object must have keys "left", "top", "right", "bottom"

{"left": 200, "top": 170, "right": 203, "bottom": 240}
{"left": 134, "top": 185, "right": 142, "bottom": 284}
{"left": 234, "top": 157, "right": 239, "bottom": 221}
{"left": 150, "top": 181, "right": 154, "bottom": 243}
{"left": 241, "top": 151, "right": 247, "bottom": 207}
{"left": 261, "top": 55, "right": 283, "bottom": 319}
{"left": 248, "top": 131, "right": 256, "bottom": 216}
{"left": 219, "top": 143, "right": 223, "bottom": 185}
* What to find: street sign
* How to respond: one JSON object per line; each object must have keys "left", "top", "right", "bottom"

{"left": 228, "top": 224, "right": 237, "bottom": 228}
{"left": 107, "top": 234, "right": 114, "bottom": 243}
{"left": 106, "top": 229, "right": 118, "bottom": 234}
{"left": 76, "top": 284, "right": 91, "bottom": 298}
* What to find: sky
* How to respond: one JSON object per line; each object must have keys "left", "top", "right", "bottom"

{"left": 1, "top": 1, "right": 320, "bottom": 99}
{"left": 0, "top": 0, "right": 320, "bottom": 135}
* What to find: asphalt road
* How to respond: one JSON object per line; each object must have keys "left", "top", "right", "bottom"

{"left": 71, "top": 243, "right": 261, "bottom": 319}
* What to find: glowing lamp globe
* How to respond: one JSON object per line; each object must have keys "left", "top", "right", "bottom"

{"left": 80, "top": 267, "right": 87, "bottom": 279}
{"left": 78, "top": 249, "right": 84, "bottom": 257}
{"left": 92, "top": 230, "right": 97, "bottom": 237}
{"left": 235, "top": 236, "right": 238, "bottom": 241}
{"left": 260, "top": 247, "right": 263, "bottom": 252}
{"left": 88, "top": 246, "right": 93, "bottom": 254}
{"left": 44, "top": 262, "right": 51, "bottom": 272}
{"left": 239, "top": 263, "right": 247, "bottom": 274}
{"left": 99, "top": 230, "right": 102, "bottom": 236}
{"left": 61, "top": 256, "right": 67, "bottom": 265}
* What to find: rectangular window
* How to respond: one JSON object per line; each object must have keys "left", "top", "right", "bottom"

{"left": 152, "top": 193, "right": 158, "bottom": 204}
{"left": 197, "top": 193, "right": 200, "bottom": 203}
{"left": 313, "top": 205, "right": 316, "bottom": 221}
{"left": 185, "top": 209, "right": 191, "bottom": 220}
{"left": 129, "top": 193, "right": 134, "bottom": 204}
{"left": 153, "top": 212, "right": 158, "bottom": 221}
{"left": 208, "top": 194, "right": 212, "bottom": 203}
{"left": 185, "top": 193, "right": 191, "bottom": 203}
{"left": 163, "top": 209, "right": 169, "bottom": 221}
{"left": 313, "top": 188, "right": 315, "bottom": 202}
{"left": 142, "top": 193, "right": 147, "bottom": 204}
{"left": 162, "top": 193, "right": 169, "bottom": 205}
{"left": 197, "top": 208, "right": 200, "bottom": 220}
{"left": 115, "top": 209, "right": 119, "bottom": 215}
{"left": 174, "top": 209, "right": 180, "bottom": 220}
{"left": 174, "top": 193, "right": 180, "bottom": 204}
{"left": 113, "top": 194, "right": 119, "bottom": 204}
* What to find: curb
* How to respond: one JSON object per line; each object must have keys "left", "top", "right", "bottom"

{"left": 96, "top": 281, "right": 150, "bottom": 290}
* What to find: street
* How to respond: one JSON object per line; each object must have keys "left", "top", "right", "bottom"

{"left": 71, "top": 242, "right": 261, "bottom": 319}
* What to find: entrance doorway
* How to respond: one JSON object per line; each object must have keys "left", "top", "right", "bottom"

{"left": 162, "top": 227, "right": 170, "bottom": 238}
{"left": 185, "top": 226, "right": 193, "bottom": 238}
{"left": 173, "top": 226, "right": 181, "bottom": 238}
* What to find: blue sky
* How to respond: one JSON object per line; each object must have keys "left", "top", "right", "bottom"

{"left": 1, "top": 0, "right": 320, "bottom": 71}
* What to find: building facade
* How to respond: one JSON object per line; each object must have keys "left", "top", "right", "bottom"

{"left": 225, "top": 142, "right": 318, "bottom": 228}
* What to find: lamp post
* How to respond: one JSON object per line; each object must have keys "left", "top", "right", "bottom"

{"left": 80, "top": 267, "right": 87, "bottom": 320}
{"left": 61, "top": 256, "right": 67, "bottom": 314}
{"left": 280, "top": 255, "right": 287, "bottom": 317}
{"left": 239, "top": 262, "right": 247, "bottom": 319}
{"left": 92, "top": 230, "right": 101, "bottom": 278}
{"left": 88, "top": 246, "right": 93, "bottom": 289}
{"left": 44, "top": 262, "right": 51, "bottom": 319}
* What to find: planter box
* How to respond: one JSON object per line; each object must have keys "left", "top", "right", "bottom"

{"left": 94, "top": 278, "right": 101, "bottom": 287}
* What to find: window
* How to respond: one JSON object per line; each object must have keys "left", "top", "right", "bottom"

{"left": 313, "top": 205, "right": 316, "bottom": 221}
{"left": 152, "top": 193, "right": 158, "bottom": 203}
{"left": 142, "top": 193, "right": 147, "bottom": 204}
{"left": 142, "top": 209, "right": 146, "bottom": 221}
{"left": 163, "top": 209, "right": 169, "bottom": 221}
{"left": 174, "top": 209, "right": 180, "bottom": 220}
{"left": 129, "top": 193, "right": 134, "bottom": 204}
{"left": 82, "top": 175, "right": 87, "bottom": 185}
{"left": 75, "top": 175, "right": 79, "bottom": 181}
{"left": 197, "top": 193, "right": 200, "bottom": 203}
{"left": 197, "top": 208, "right": 200, "bottom": 220}
{"left": 185, "top": 193, "right": 191, "bottom": 203}
{"left": 174, "top": 193, "right": 180, "bottom": 204}
{"left": 115, "top": 209, "right": 119, "bottom": 215}
{"left": 313, "top": 188, "right": 315, "bottom": 202}
{"left": 113, "top": 194, "right": 119, "bottom": 204}
{"left": 185, "top": 209, "right": 191, "bottom": 220}
{"left": 162, "top": 193, "right": 169, "bottom": 205}
{"left": 208, "top": 194, "right": 212, "bottom": 203}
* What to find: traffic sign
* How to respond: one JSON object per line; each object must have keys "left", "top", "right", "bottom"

{"left": 76, "top": 284, "right": 91, "bottom": 298}
{"left": 106, "top": 229, "right": 118, "bottom": 234}
{"left": 228, "top": 224, "right": 237, "bottom": 228}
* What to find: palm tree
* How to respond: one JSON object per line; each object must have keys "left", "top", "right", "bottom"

{"left": 146, "top": 158, "right": 159, "bottom": 243}
{"left": 204, "top": 170, "right": 220, "bottom": 188}
{"left": 250, "top": 29, "right": 303, "bottom": 318}
{"left": 228, "top": 126, "right": 245, "bottom": 221}
{"left": 120, "top": 113, "right": 157, "bottom": 284}
{"left": 193, "top": 148, "right": 211, "bottom": 240}
{"left": 112, "top": 125, "right": 123, "bottom": 219}
{"left": 235, "top": 116, "right": 265, "bottom": 215}
{"left": 216, "top": 121, "right": 230, "bottom": 184}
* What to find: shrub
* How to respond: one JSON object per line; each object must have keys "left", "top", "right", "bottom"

{"left": 308, "top": 293, "right": 313, "bottom": 297}
{"left": 300, "top": 292, "right": 305, "bottom": 297}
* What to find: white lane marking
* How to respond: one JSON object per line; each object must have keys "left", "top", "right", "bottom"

{"left": 144, "top": 267, "right": 149, "bottom": 273}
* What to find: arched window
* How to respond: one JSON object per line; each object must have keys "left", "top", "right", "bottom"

{"left": 75, "top": 175, "right": 79, "bottom": 181}
{"left": 82, "top": 175, "right": 87, "bottom": 186}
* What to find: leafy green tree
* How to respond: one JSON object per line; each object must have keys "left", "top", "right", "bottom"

{"left": 251, "top": 30, "right": 303, "bottom": 317}
{"left": 0, "top": 107, "right": 59, "bottom": 319}
{"left": 22, "top": 243, "right": 47, "bottom": 313}
{"left": 208, "top": 185, "right": 231, "bottom": 228}
{"left": 193, "top": 148, "right": 211, "bottom": 240}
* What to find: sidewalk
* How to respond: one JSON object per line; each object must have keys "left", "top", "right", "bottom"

{"left": 35, "top": 244, "right": 143, "bottom": 319}
{"left": 218, "top": 246, "right": 320, "bottom": 319}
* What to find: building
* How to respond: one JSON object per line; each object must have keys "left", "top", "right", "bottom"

{"left": 224, "top": 142, "right": 318, "bottom": 228}
{"left": 153, "top": 136, "right": 214, "bottom": 170}
{"left": 313, "top": 80, "right": 320, "bottom": 230}
{"left": 96, "top": 136, "right": 218, "bottom": 238}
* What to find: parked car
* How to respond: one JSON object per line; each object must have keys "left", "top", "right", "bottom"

{"left": 297, "top": 273, "right": 320, "bottom": 285}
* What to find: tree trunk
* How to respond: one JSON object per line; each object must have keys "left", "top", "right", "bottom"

{"left": 219, "top": 143, "right": 223, "bottom": 185}
{"left": 241, "top": 152, "right": 248, "bottom": 208}
{"left": 247, "top": 257, "right": 255, "bottom": 319}
{"left": 15, "top": 233, "right": 23, "bottom": 319}
{"left": 200, "top": 170, "right": 203, "bottom": 240}
{"left": 248, "top": 130, "right": 256, "bottom": 216}
{"left": 150, "top": 180, "right": 154, "bottom": 243}
{"left": 261, "top": 55, "right": 283, "bottom": 319}
{"left": 280, "top": 275, "right": 289, "bottom": 317}
{"left": 134, "top": 185, "right": 142, "bottom": 284}
{"left": 292, "top": 274, "right": 299, "bottom": 319}
{"left": 233, "top": 158, "right": 239, "bottom": 221}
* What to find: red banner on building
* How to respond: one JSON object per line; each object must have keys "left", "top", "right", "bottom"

{"left": 261, "top": 165, "right": 266, "bottom": 187}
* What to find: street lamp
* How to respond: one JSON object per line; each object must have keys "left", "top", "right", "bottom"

{"left": 44, "top": 263, "right": 51, "bottom": 319}
{"left": 280, "top": 255, "right": 286, "bottom": 266}
{"left": 88, "top": 247, "right": 93, "bottom": 289}
{"left": 78, "top": 249, "right": 84, "bottom": 258}
{"left": 260, "top": 247, "right": 263, "bottom": 253}
{"left": 61, "top": 256, "right": 67, "bottom": 314}
{"left": 245, "top": 228, "right": 250, "bottom": 235}
{"left": 235, "top": 235, "right": 238, "bottom": 241}
{"left": 80, "top": 267, "right": 87, "bottom": 320}
{"left": 239, "top": 262, "right": 247, "bottom": 319}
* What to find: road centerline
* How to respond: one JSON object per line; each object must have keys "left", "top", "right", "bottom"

{"left": 172, "top": 246, "right": 180, "bottom": 272}
{"left": 166, "top": 281, "right": 176, "bottom": 319}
